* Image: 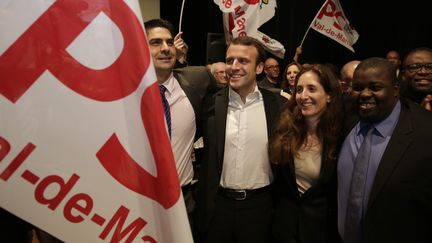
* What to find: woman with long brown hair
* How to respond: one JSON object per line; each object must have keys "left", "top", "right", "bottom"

{"left": 280, "top": 61, "right": 302, "bottom": 100}
{"left": 270, "top": 64, "right": 343, "bottom": 243}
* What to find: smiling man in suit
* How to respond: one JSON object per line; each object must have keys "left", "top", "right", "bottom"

{"left": 194, "top": 36, "right": 281, "bottom": 243}
{"left": 144, "top": 19, "right": 214, "bottom": 232}
{"left": 338, "top": 57, "right": 432, "bottom": 243}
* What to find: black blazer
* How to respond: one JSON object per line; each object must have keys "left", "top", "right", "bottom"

{"left": 194, "top": 87, "right": 282, "bottom": 239}
{"left": 345, "top": 100, "right": 432, "bottom": 243}
{"left": 173, "top": 66, "right": 216, "bottom": 139}
{"left": 272, "top": 144, "right": 342, "bottom": 243}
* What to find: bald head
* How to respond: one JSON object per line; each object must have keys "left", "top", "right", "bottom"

{"left": 340, "top": 60, "right": 360, "bottom": 94}
{"left": 341, "top": 60, "right": 361, "bottom": 81}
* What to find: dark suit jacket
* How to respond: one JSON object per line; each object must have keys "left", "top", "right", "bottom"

{"left": 173, "top": 66, "right": 216, "bottom": 140}
{"left": 194, "top": 87, "right": 282, "bottom": 239}
{"left": 272, "top": 145, "right": 342, "bottom": 243}
{"left": 344, "top": 100, "right": 432, "bottom": 243}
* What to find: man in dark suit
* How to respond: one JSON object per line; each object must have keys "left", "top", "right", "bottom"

{"left": 143, "top": 19, "right": 214, "bottom": 228}
{"left": 194, "top": 36, "right": 281, "bottom": 243}
{"left": 338, "top": 57, "right": 432, "bottom": 243}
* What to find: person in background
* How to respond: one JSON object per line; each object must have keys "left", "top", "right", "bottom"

{"left": 280, "top": 61, "right": 302, "bottom": 99}
{"left": 385, "top": 50, "right": 401, "bottom": 77}
{"left": 144, "top": 18, "right": 214, "bottom": 232}
{"left": 338, "top": 57, "right": 432, "bottom": 243}
{"left": 270, "top": 64, "right": 343, "bottom": 243}
{"left": 340, "top": 60, "right": 360, "bottom": 95}
{"left": 259, "top": 57, "right": 281, "bottom": 89}
{"left": 210, "top": 62, "right": 228, "bottom": 88}
{"left": 195, "top": 36, "right": 281, "bottom": 243}
{"left": 400, "top": 47, "right": 432, "bottom": 111}
{"left": 340, "top": 60, "right": 361, "bottom": 127}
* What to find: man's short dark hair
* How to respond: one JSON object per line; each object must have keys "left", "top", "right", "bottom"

{"left": 143, "top": 19, "right": 175, "bottom": 37}
{"left": 355, "top": 57, "right": 397, "bottom": 85}
{"left": 229, "top": 36, "right": 266, "bottom": 65}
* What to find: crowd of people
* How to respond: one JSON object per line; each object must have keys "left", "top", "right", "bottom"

{"left": 3, "top": 18, "right": 432, "bottom": 243}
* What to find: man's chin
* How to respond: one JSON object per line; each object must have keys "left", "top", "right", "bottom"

{"left": 412, "top": 83, "right": 432, "bottom": 94}
{"left": 358, "top": 110, "right": 378, "bottom": 123}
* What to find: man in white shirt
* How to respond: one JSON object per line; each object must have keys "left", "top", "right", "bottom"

{"left": 144, "top": 19, "right": 214, "bottom": 229}
{"left": 195, "top": 36, "right": 282, "bottom": 243}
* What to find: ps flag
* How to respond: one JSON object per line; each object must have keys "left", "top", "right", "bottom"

{"left": 0, "top": 0, "right": 192, "bottom": 242}
{"left": 310, "top": 0, "right": 359, "bottom": 52}
{"left": 216, "top": 0, "right": 286, "bottom": 58}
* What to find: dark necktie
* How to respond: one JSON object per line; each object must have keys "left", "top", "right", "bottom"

{"left": 159, "top": 85, "right": 171, "bottom": 138}
{"left": 344, "top": 125, "right": 374, "bottom": 243}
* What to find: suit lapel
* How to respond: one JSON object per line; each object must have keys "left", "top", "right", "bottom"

{"left": 317, "top": 145, "right": 334, "bottom": 184}
{"left": 173, "top": 71, "right": 199, "bottom": 113}
{"left": 215, "top": 88, "right": 229, "bottom": 171}
{"left": 367, "top": 104, "right": 413, "bottom": 210}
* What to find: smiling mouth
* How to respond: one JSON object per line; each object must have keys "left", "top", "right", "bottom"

{"left": 158, "top": 56, "right": 172, "bottom": 62}
{"left": 359, "top": 103, "right": 376, "bottom": 110}
{"left": 414, "top": 79, "right": 432, "bottom": 85}
{"left": 229, "top": 74, "right": 242, "bottom": 81}
{"left": 301, "top": 102, "right": 314, "bottom": 107}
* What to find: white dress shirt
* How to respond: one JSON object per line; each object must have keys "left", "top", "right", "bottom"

{"left": 161, "top": 74, "right": 195, "bottom": 186}
{"left": 220, "top": 86, "right": 273, "bottom": 189}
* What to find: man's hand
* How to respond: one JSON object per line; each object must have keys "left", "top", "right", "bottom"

{"left": 174, "top": 32, "right": 188, "bottom": 63}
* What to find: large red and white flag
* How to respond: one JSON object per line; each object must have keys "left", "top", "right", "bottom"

{"left": 0, "top": 0, "right": 192, "bottom": 242}
{"left": 310, "top": 0, "right": 359, "bottom": 52}
{"left": 216, "top": 0, "right": 285, "bottom": 58}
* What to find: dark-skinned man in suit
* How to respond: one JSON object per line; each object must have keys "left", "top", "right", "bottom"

{"left": 338, "top": 57, "right": 432, "bottom": 243}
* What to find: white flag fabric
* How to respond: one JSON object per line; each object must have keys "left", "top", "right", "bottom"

{"left": 0, "top": 0, "right": 192, "bottom": 242}
{"left": 310, "top": 0, "right": 359, "bottom": 52}
{"left": 216, "top": 0, "right": 286, "bottom": 59}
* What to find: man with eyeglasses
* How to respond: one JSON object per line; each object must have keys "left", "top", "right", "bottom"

{"left": 401, "top": 47, "right": 432, "bottom": 111}
{"left": 259, "top": 57, "right": 281, "bottom": 90}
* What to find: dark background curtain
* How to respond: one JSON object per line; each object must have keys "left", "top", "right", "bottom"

{"left": 160, "top": 0, "right": 431, "bottom": 69}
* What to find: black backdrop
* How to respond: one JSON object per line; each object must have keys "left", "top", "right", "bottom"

{"left": 160, "top": 0, "right": 431, "bottom": 69}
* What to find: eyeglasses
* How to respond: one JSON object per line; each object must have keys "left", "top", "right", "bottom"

{"left": 404, "top": 63, "right": 432, "bottom": 73}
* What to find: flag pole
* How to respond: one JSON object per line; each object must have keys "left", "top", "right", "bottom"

{"left": 300, "top": 0, "right": 328, "bottom": 47}
{"left": 179, "top": 0, "right": 186, "bottom": 32}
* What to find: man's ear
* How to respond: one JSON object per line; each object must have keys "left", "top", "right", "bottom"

{"left": 256, "top": 62, "right": 264, "bottom": 75}
{"left": 394, "top": 82, "right": 400, "bottom": 98}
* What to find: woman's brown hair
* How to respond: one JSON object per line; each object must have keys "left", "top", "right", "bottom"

{"left": 269, "top": 64, "right": 343, "bottom": 165}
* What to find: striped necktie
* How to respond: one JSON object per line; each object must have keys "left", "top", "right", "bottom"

{"left": 159, "top": 85, "right": 171, "bottom": 138}
{"left": 344, "top": 125, "right": 374, "bottom": 243}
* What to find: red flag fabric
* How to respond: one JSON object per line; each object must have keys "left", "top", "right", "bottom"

{"left": 310, "top": 0, "right": 359, "bottom": 52}
{"left": 0, "top": 0, "right": 192, "bottom": 242}
{"left": 216, "top": 0, "right": 286, "bottom": 58}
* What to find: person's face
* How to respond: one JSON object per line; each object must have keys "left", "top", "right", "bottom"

{"left": 286, "top": 65, "right": 300, "bottom": 86}
{"left": 146, "top": 27, "right": 176, "bottom": 77}
{"left": 264, "top": 58, "right": 280, "bottom": 79}
{"left": 213, "top": 64, "right": 227, "bottom": 85}
{"left": 295, "top": 71, "right": 330, "bottom": 123}
{"left": 226, "top": 44, "right": 263, "bottom": 94}
{"left": 402, "top": 50, "right": 432, "bottom": 95}
{"left": 351, "top": 67, "right": 399, "bottom": 123}
{"left": 340, "top": 63, "right": 357, "bottom": 94}
{"left": 386, "top": 51, "right": 401, "bottom": 67}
